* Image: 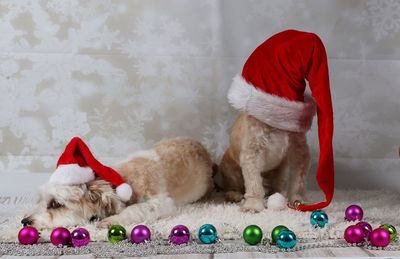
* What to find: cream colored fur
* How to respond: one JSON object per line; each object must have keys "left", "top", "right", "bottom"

{"left": 217, "top": 113, "right": 310, "bottom": 213}
{"left": 22, "top": 137, "right": 214, "bottom": 229}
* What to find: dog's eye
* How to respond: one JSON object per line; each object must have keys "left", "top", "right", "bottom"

{"left": 48, "top": 199, "right": 63, "bottom": 209}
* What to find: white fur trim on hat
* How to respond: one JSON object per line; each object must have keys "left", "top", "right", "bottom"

{"left": 228, "top": 75, "right": 316, "bottom": 133}
{"left": 49, "top": 164, "right": 95, "bottom": 185}
{"left": 116, "top": 183, "right": 133, "bottom": 202}
{"left": 267, "top": 192, "right": 287, "bottom": 211}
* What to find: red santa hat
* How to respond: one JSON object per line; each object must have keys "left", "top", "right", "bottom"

{"left": 49, "top": 137, "right": 133, "bottom": 202}
{"left": 228, "top": 30, "right": 334, "bottom": 211}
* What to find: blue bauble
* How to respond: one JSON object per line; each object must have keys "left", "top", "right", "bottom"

{"left": 198, "top": 224, "right": 218, "bottom": 244}
{"left": 276, "top": 230, "right": 297, "bottom": 249}
{"left": 310, "top": 210, "right": 329, "bottom": 228}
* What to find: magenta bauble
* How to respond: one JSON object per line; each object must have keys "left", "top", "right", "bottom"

{"left": 355, "top": 221, "right": 372, "bottom": 240}
{"left": 131, "top": 225, "right": 151, "bottom": 244}
{"left": 345, "top": 205, "right": 363, "bottom": 221}
{"left": 18, "top": 226, "right": 40, "bottom": 245}
{"left": 370, "top": 228, "right": 390, "bottom": 248}
{"left": 344, "top": 225, "right": 365, "bottom": 244}
{"left": 50, "top": 227, "right": 71, "bottom": 247}
{"left": 71, "top": 227, "right": 90, "bottom": 247}
{"left": 169, "top": 225, "right": 190, "bottom": 245}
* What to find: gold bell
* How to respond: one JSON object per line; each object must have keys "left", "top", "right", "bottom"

{"left": 292, "top": 200, "right": 302, "bottom": 209}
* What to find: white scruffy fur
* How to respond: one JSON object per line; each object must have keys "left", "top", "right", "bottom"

{"left": 216, "top": 113, "right": 310, "bottom": 213}
{"left": 20, "top": 138, "right": 214, "bottom": 229}
{"left": 228, "top": 75, "right": 315, "bottom": 133}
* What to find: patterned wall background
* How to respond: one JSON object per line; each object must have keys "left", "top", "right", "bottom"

{"left": 1, "top": 0, "right": 400, "bottom": 205}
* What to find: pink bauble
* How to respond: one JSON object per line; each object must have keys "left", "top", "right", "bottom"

{"left": 50, "top": 227, "right": 71, "bottom": 247}
{"left": 344, "top": 225, "right": 365, "bottom": 244}
{"left": 71, "top": 227, "right": 90, "bottom": 247}
{"left": 131, "top": 225, "right": 151, "bottom": 244}
{"left": 356, "top": 221, "right": 373, "bottom": 240}
{"left": 345, "top": 205, "right": 363, "bottom": 221}
{"left": 18, "top": 226, "right": 40, "bottom": 245}
{"left": 370, "top": 228, "right": 390, "bottom": 248}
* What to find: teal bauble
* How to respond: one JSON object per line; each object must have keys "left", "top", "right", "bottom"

{"left": 271, "top": 225, "right": 289, "bottom": 244}
{"left": 107, "top": 225, "right": 127, "bottom": 244}
{"left": 198, "top": 224, "right": 218, "bottom": 244}
{"left": 243, "top": 225, "right": 263, "bottom": 245}
{"left": 276, "top": 230, "right": 297, "bottom": 249}
{"left": 310, "top": 210, "right": 329, "bottom": 228}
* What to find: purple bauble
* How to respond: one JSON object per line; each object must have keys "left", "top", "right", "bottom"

{"left": 356, "top": 221, "right": 373, "bottom": 240}
{"left": 18, "top": 226, "right": 40, "bottom": 245}
{"left": 50, "top": 227, "right": 71, "bottom": 247}
{"left": 131, "top": 225, "right": 151, "bottom": 244}
{"left": 344, "top": 225, "right": 365, "bottom": 244}
{"left": 345, "top": 205, "right": 363, "bottom": 221}
{"left": 370, "top": 228, "right": 390, "bottom": 248}
{"left": 169, "top": 225, "right": 190, "bottom": 245}
{"left": 71, "top": 227, "right": 90, "bottom": 247}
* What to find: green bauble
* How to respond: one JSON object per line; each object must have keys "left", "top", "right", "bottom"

{"left": 380, "top": 224, "right": 397, "bottom": 242}
{"left": 108, "top": 225, "right": 127, "bottom": 244}
{"left": 271, "top": 225, "right": 289, "bottom": 244}
{"left": 243, "top": 225, "right": 263, "bottom": 245}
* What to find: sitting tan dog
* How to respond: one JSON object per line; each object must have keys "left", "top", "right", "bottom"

{"left": 217, "top": 30, "right": 335, "bottom": 213}
{"left": 218, "top": 113, "right": 310, "bottom": 213}
{"left": 21, "top": 137, "right": 214, "bottom": 229}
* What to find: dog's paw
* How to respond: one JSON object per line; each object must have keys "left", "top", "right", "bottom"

{"left": 225, "top": 191, "right": 243, "bottom": 203}
{"left": 240, "top": 198, "right": 264, "bottom": 213}
{"left": 97, "top": 217, "right": 117, "bottom": 229}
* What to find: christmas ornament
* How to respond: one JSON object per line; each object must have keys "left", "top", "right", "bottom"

{"left": 169, "top": 225, "right": 190, "bottom": 245}
{"left": 71, "top": 228, "right": 90, "bottom": 247}
{"left": 108, "top": 225, "right": 127, "bottom": 244}
{"left": 379, "top": 224, "right": 397, "bottom": 242}
{"left": 227, "top": 29, "right": 334, "bottom": 212}
{"left": 131, "top": 225, "right": 151, "bottom": 244}
{"left": 198, "top": 224, "right": 218, "bottom": 244}
{"left": 345, "top": 205, "right": 363, "bottom": 221}
{"left": 310, "top": 210, "right": 329, "bottom": 228}
{"left": 271, "top": 225, "right": 289, "bottom": 244}
{"left": 276, "top": 230, "right": 297, "bottom": 249}
{"left": 292, "top": 200, "right": 302, "bottom": 209}
{"left": 18, "top": 226, "right": 39, "bottom": 245}
{"left": 243, "top": 225, "right": 263, "bottom": 245}
{"left": 370, "top": 228, "right": 390, "bottom": 248}
{"left": 356, "top": 221, "right": 372, "bottom": 240}
{"left": 49, "top": 137, "right": 132, "bottom": 202}
{"left": 344, "top": 225, "right": 364, "bottom": 244}
{"left": 50, "top": 227, "right": 71, "bottom": 247}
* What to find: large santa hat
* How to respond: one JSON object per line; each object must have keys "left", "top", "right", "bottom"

{"left": 228, "top": 30, "right": 334, "bottom": 211}
{"left": 49, "top": 137, "right": 133, "bottom": 202}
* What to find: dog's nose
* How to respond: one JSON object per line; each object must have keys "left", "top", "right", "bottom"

{"left": 21, "top": 217, "right": 33, "bottom": 226}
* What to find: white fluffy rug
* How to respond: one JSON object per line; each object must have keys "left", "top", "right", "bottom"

{"left": 1, "top": 189, "right": 399, "bottom": 243}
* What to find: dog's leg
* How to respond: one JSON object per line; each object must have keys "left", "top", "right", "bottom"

{"left": 286, "top": 135, "right": 310, "bottom": 204}
{"left": 97, "top": 194, "right": 176, "bottom": 228}
{"left": 239, "top": 148, "right": 271, "bottom": 213}
{"left": 219, "top": 149, "right": 244, "bottom": 203}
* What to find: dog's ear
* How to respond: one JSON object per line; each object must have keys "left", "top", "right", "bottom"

{"left": 85, "top": 180, "right": 124, "bottom": 216}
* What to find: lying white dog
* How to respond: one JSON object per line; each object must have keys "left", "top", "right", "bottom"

{"left": 22, "top": 137, "right": 214, "bottom": 229}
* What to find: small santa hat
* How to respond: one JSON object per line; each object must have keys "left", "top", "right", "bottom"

{"left": 49, "top": 137, "right": 133, "bottom": 202}
{"left": 228, "top": 30, "right": 334, "bottom": 211}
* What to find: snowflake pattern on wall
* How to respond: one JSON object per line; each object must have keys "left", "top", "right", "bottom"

{"left": 0, "top": 0, "right": 399, "bottom": 176}
{"left": 362, "top": 0, "right": 400, "bottom": 40}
